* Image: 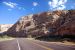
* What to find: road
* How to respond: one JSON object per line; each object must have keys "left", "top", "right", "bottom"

{"left": 0, "top": 38, "right": 75, "bottom": 50}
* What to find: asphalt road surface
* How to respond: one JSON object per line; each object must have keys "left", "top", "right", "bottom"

{"left": 0, "top": 38, "right": 75, "bottom": 50}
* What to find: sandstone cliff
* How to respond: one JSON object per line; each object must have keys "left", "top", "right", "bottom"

{"left": 0, "top": 24, "right": 13, "bottom": 33}
{"left": 7, "top": 10, "right": 75, "bottom": 37}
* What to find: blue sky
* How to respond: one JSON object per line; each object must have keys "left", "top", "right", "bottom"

{"left": 0, "top": 0, "right": 75, "bottom": 24}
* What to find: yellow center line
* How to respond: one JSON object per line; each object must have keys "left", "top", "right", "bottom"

{"left": 32, "top": 42, "right": 53, "bottom": 50}
{"left": 26, "top": 39, "right": 53, "bottom": 50}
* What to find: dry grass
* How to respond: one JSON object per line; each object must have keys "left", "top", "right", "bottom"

{"left": 27, "top": 38, "right": 75, "bottom": 46}
{"left": 61, "top": 41, "right": 75, "bottom": 46}
{"left": 0, "top": 35, "right": 14, "bottom": 42}
{"left": 47, "top": 41, "right": 75, "bottom": 46}
{"left": 26, "top": 38, "right": 35, "bottom": 40}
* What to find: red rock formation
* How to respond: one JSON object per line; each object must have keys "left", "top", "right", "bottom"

{"left": 7, "top": 10, "right": 75, "bottom": 37}
{"left": 55, "top": 10, "right": 75, "bottom": 36}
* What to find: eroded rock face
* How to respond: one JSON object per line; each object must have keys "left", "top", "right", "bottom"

{"left": 7, "top": 14, "right": 35, "bottom": 37}
{"left": 0, "top": 24, "right": 13, "bottom": 33}
{"left": 55, "top": 10, "right": 75, "bottom": 36}
{"left": 7, "top": 10, "right": 75, "bottom": 37}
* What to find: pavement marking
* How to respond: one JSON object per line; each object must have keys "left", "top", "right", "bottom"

{"left": 36, "top": 40, "right": 75, "bottom": 49}
{"left": 55, "top": 44, "right": 75, "bottom": 49}
{"left": 26, "top": 39, "right": 53, "bottom": 50}
{"left": 32, "top": 42, "right": 53, "bottom": 50}
{"left": 16, "top": 39, "right": 21, "bottom": 50}
{"left": 28, "top": 39, "right": 75, "bottom": 49}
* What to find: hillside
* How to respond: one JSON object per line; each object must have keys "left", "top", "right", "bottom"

{"left": 6, "top": 10, "right": 75, "bottom": 38}
{"left": 0, "top": 24, "right": 13, "bottom": 33}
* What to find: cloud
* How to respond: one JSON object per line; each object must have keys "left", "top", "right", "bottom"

{"left": 56, "top": 5, "right": 65, "bottom": 10}
{"left": 33, "top": 2, "right": 38, "bottom": 6}
{"left": 31, "top": 8, "right": 34, "bottom": 11}
{"left": 18, "top": 7, "right": 26, "bottom": 10}
{"left": 48, "top": 0, "right": 67, "bottom": 10}
{"left": 18, "top": 7, "right": 22, "bottom": 10}
{"left": 3, "top": 2, "right": 18, "bottom": 8}
{"left": 22, "top": 8, "right": 26, "bottom": 10}
{"left": 8, "top": 9, "right": 12, "bottom": 11}
{"left": 3, "top": 1, "right": 26, "bottom": 11}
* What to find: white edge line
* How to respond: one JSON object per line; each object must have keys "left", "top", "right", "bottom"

{"left": 16, "top": 39, "right": 21, "bottom": 50}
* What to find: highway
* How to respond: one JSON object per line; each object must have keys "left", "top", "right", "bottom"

{"left": 0, "top": 38, "right": 75, "bottom": 50}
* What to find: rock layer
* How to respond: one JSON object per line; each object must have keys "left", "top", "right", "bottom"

{"left": 7, "top": 10, "right": 75, "bottom": 37}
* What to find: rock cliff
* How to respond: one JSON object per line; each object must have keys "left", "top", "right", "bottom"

{"left": 7, "top": 10, "right": 75, "bottom": 37}
{"left": 0, "top": 24, "right": 13, "bottom": 33}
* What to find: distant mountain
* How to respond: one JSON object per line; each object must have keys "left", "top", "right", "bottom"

{"left": 6, "top": 10, "right": 75, "bottom": 37}
{"left": 0, "top": 24, "right": 13, "bottom": 33}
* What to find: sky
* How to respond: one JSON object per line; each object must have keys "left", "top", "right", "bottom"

{"left": 0, "top": 0, "right": 75, "bottom": 24}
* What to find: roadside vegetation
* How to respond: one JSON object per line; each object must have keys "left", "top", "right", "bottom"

{"left": 0, "top": 34, "right": 14, "bottom": 42}
{"left": 35, "top": 35, "right": 75, "bottom": 41}
{"left": 34, "top": 35, "right": 75, "bottom": 46}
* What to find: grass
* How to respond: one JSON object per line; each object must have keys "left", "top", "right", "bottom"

{"left": 35, "top": 36, "right": 75, "bottom": 46}
{"left": 61, "top": 40, "right": 75, "bottom": 46}
{"left": 0, "top": 35, "right": 14, "bottom": 42}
